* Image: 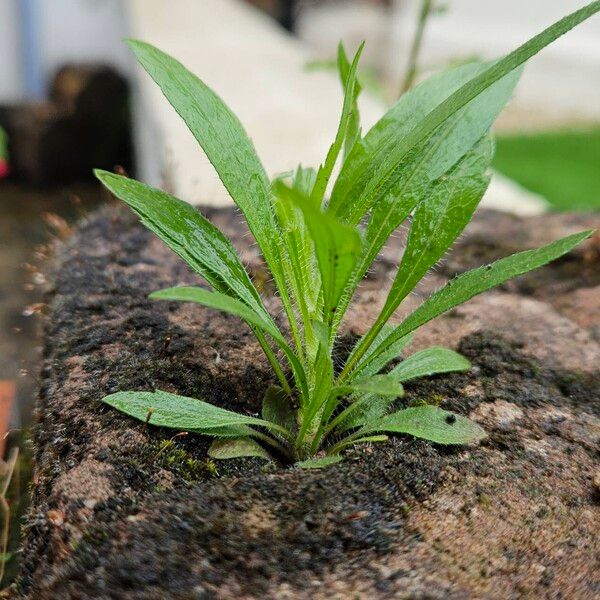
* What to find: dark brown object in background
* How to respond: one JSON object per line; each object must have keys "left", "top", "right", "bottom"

{"left": 0, "top": 65, "right": 133, "bottom": 186}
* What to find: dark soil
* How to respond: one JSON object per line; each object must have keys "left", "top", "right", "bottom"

{"left": 16, "top": 207, "right": 600, "bottom": 599}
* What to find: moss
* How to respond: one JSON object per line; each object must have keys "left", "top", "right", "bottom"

{"left": 153, "top": 439, "right": 218, "bottom": 484}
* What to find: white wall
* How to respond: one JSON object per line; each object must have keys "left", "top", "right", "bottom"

{"left": 36, "top": 0, "right": 132, "bottom": 85}
{"left": 0, "top": 0, "right": 23, "bottom": 102}
{"left": 391, "top": 0, "right": 600, "bottom": 121}
{"left": 0, "top": 0, "right": 133, "bottom": 103}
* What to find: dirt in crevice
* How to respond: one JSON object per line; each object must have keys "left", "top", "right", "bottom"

{"left": 18, "top": 207, "right": 600, "bottom": 599}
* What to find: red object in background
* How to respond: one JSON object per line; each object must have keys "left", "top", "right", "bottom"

{"left": 0, "top": 159, "right": 9, "bottom": 179}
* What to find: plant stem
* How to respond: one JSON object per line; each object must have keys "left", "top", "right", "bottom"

{"left": 252, "top": 430, "right": 292, "bottom": 459}
{"left": 399, "top": 0, "right": 434, "bottom": 97}
{"left": 254, "top": 330, "right": 292, "bottom": 395}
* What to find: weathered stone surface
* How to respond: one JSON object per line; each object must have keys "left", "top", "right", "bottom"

{"left": 19, "top": 207, "right": 599, "bottom": 599}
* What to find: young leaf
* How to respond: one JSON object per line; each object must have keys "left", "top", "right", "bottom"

{"left": 390, "top": 347, "right": 471, "bottom": 382}
{"left": 331, "top": 394, "right": 396, "bottom": 433}
{"left": 103, "top": 390, "right": 277, "bottom": 433}
{"left": 312, "top": 42, "right": 364, "bottom": 205}
{"left": 274, "top": 181, "right": 362, "bottom": 323}
{"left": 95, "top": 171, "right": 267, "bottom": 317}
{"left": 126, "top": 40, "right": 281, "bottom": 275}
{"left": 361, "top": 230, "right": 595, "bottom": 371}
{"left": 336, "top": 42, "right": 362, "bottom": 159}
{"left": 296, "top": 455, "right": 344, "bottom": 469}
{"left": 208, "top": 438, "right": 271, "bottom": 461}
{"left": 150, "top": 286, "right": 308, "bottom": 398}
{"left": 366, "top": 406, "right": 486, "bottom": 444}
{"left": 337, "top": 375, "right": 404, "bottom": 397}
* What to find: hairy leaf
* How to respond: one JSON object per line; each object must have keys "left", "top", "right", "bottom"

{"left": 338, "top": 375, "right": 404, "bottom": 397}
{"left": 367, "top": 406, "right": 486, "bottom": 444}
{"left": 103, "top": 390, "right": 275, "bottom": 433}
{"left": 208, "top": 438, "right": 271, "bottom": 460}
{"left": 330, "top": 2, "right": 600, "bottom": 225}
{"left": 390, "top": 347, "right": 471, "bottom": 382}
{"left": 150, "top": 287, "right": 308, "bottom": 397}
{"left": 363, "top": 230, "right": 594, "bottom": 369}
{"left": 95, "top": 171, "right": 267, "bottom": 317}
{"left": 379, "top": 137, "right": 493, "bottom": 320}
{"left": 296, "top": 455, "right": 344, "bottom": 469}
{"left": 312, "top": 43, "right": 363, "bottom": 204}
{"left": 127, "top": 40, "right": 281, "bottom": 272}
{"left": 333, "top": 394, "right": 396, "bottom": 433}
{"left": 336, "top": 42, "right": 362, "bottom": 159}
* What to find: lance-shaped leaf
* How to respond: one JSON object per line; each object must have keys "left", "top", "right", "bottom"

{"left": 126, "top": 40, "right": 282, "bottom": 276}
{"left": 350, "top": 330, "right": 413, "bottom": 379}
{"left": 330, "top": 62, "right": 517, "bottom": 228}
{"left": 362, "top": 230, "right": 595, "bottom": 369}
{"left": 296, "top": 455, "right": 344, "bottom": 469}
{"left": 95, "top": 171, "right": 268, "bottom": 318}
{"left": 378, "top": 136, "right": 493, "bottom": 323}
{"left": 336, "top": 375, "right": 404, "bottom": 397}
{"left": 365, "top": 406, "right": 486, "bottom": 445}
{"left": 312, "top": 42, "right": 363, "bottom": 205}
{"left": 150, "top": 286, "right": 308, "bottom": 398}
{"left": 390, "top": 347, "right": 471, "bottom": 382}
{"left": 329, "top": 1, "right": 600, "bottom": 225}
{"left": 336, "top": 42, "right": 362, "bottom": 159}
{"left": 273, "top": 181, "right": 362, "bottom": 323}
{"left": 103, "top": 390, "right": 279, "bottom": 433}
{"left": 208, "top": 438, "right": 271, "bottom": 461}
{"left": 332, "top": 394, "right": 396, "bottom": 433}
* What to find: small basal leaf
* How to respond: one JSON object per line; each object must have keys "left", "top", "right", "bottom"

{"left": 390, "top": 347, "right": 471, "bottom": 382}
{"left": 340, "top": 375, "right": 404, "bottom": 397}
{"left": 367, "top": 406, "right": 486, "bottom": 445}
{"left": 103, "top": 390, "right": 275, "bottom": 433}
{"left": 208, "top": 438, "right": 272, "bottom": 461}
{"left": 261, "top": 386, "right": 296, "bottom": 436}
{"left": 296, "top": 455, "right": 344, "bottom": 469}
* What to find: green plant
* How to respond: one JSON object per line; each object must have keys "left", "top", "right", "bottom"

{"left": 96, "top": 3, "right": 599, "bottom": 468}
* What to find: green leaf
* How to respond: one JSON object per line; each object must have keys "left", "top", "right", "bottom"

{"left": 94, "top": 171, "right": 267, "bottom": 317}
{"left": 261, "top": 386, "right": 296, "bottom": 435}
{"left": 103, "top": 390, "right": 276, "bottom": 433}
{"left": 390, "top": 347, "right": 471, "bottom": 382}
{"left": 312, "top": 42, "right": 364, "bottom": 205}
{"left": 330, "top": 1, "right": 600, "bottom": 224}
{"left": 352, "top": 330, "right": 413, "bottom": 378}
{"left": 273, "top": 181, "right": 362, "bottom": 323}
{"left": 329, "top": 65, "right": 518, "bottom": 330}
{"left": 363, "top": 230, "right": 594, "bottom": 367}
{"left": 336, "top": 42, "right": 362, "bottom": 159}
{"left": 332, "top": 394, "right": 396, "bottom": 433}
{"left": 338, "top": 375, "right": 404, "bottom": 397}
{"left": 151, "top": 286, "right": 281, "bottom": 341}
{"left": 366, "top": 406, "right": 486, "bottom": 445}
{"left": 150, "top": 287, "right": 308, "bottom": 398}
{"left": 208, "top": 438, "right": 272, "bottom": 461}
{"left": 296, "top": 455, "right": 344, "bottom": 469}
{"left": 329, "top": 62, "right": 518, "bottom": 226}
{"left": 379, "top": 136, "right": 493, "bottom": 321}
{"left": 126, "top": 40, "right": 281, "bottom": 275}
